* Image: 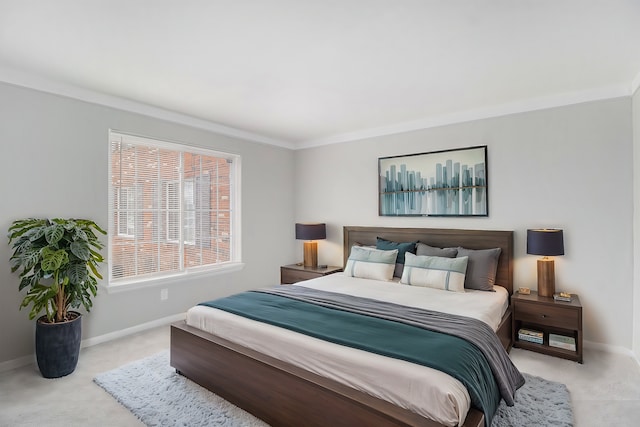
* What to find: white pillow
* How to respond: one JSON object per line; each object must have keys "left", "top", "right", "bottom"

{"left": 344, "top": 246, "right": 398, "bottom": 281}
{"left": 400, "top": 253, "right": 469, "bottom": 292}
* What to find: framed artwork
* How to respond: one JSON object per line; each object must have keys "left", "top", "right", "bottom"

{"left": 378, "top": 145, "right": 488, "bottom": 217}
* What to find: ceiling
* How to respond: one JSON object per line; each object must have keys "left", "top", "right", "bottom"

{"left": 1, "top": 0, "right": 639, "bottom": 149}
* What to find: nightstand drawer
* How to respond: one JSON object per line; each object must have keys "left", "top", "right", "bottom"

{"left": 281, "top": 269, "right": 321, "bottom": 284}
{"left": 515, "top": 301, "right": 579, "bottom": 330}
{"left": 280, "top": 265, "right": 343, "bottom": 284}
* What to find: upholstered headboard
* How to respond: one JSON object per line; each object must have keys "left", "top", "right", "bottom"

{"left": 343, "top": 226, "right": 514, "bottom": 296}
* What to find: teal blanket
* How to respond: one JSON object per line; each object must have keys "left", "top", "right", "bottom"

{"left": 201, "top": 290, "right": 501, "bottom": 425}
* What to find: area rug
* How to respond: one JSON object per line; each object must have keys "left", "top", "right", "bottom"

{"left": 94, "top": 351, "right": 573, "bottom": 427}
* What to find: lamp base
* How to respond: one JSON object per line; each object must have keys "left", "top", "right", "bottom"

{"left": 303, "top": 241, "right": 318, "bottom": 268}
{"left": 537, "top": 258, "right": 555, "bottom": 297}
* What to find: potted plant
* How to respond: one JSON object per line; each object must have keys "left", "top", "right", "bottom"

{"left": 8, "top": 218, "right": 106, "bottom": 378}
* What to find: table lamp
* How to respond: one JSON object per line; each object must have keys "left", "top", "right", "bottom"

{"left": 295, "top": 223, "right": 326, "bottom": 268}
{"left": 527, "top": 229, "right": 564, "bottom": 297}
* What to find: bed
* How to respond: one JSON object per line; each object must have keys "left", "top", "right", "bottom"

{"left": 170, "top": 226, "right": 517, "bottom": 427}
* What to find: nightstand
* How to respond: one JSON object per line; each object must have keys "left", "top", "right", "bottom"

{"left": 512, "top": 291, "right": 583, "bottom": 363}
{"left": 280, "top": 264, "right": 342, "bottom": 284}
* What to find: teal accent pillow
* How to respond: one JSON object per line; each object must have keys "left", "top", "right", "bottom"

{"left": 376, "top": 237, "right": 418, "bottom": 277}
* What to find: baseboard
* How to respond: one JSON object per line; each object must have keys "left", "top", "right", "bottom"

{"left": 80, "top": 312, "right": 186, "bottom": 348}
{"left": 0, "top": 354, "right": 37, "bottom": 373}
{"left": 584, "top": 339, "right": 640, "bottom": 367}
{"left": 0, "top": 312, "right": 186, "bottom": 373}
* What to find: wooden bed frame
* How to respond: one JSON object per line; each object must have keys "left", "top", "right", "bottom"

{"left": 171, "top": 226, "right": 514, "bottom": 427}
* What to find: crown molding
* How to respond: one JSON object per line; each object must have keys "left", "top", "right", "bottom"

{"left": 1, "top": 64, "right": 634, "bottom": 151}
{"left": 298, "top": 84, "right": 631, "bottom": 149}
{"left": 0, "top": 65, "right": 295, "bottom": 150}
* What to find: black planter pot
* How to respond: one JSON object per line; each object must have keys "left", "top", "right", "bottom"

{"left": 35, "top": 312, "right": 82, "bottom": 378}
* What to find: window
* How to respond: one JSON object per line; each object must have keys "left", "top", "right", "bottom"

{"left": 165, "top": 181, "right": 181, "bottom": 242}
{"left": 183, "top": 180, "right": 196, "bottom": 245}
{"left": 116, "top": 187, "right": 136, "bottom": 237}
{"left": 108, "top": 131, "right": 241, "bottom": 286}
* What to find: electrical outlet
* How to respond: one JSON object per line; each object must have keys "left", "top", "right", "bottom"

{"left": 160, "top": 288, "right": 168, "bottom": 301}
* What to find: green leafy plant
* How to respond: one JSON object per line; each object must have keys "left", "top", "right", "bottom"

{"left": 8, "top": 218, "right": 106, "bottom": 323}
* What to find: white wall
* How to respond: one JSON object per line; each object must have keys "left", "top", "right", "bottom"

{"left": 0, "top": 82, "right": 296, "bottom": 365}
{"left": 633, "top": 83, "right": 640, "bottom": 360}
{"left": 295, "top": 98, "right": 633, "bottom": 349}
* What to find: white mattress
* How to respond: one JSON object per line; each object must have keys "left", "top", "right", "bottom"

{"left": 186, "top": 274, "right": 509, "bottom": 426}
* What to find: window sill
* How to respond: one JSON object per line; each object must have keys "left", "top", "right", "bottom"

{"left": 104, "top": 262, "right": 245, "bottom": 294}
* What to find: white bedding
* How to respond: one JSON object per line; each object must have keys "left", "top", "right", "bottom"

{"left": 186, "top": 274, "right": 509, "bottom": 426}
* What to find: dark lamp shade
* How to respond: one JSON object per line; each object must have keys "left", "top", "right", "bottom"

{"left": 295, "top": 223, "right": 326, "bottom": 241}
{"left": 527, "top": 229, "right": 564, "bottom": 256}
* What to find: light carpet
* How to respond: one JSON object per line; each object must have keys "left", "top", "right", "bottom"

{"left": 94, "top": 351, "right": 573, "bottom": 427}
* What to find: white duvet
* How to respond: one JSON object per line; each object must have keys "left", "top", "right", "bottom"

{"left": 186, "top": 274, "right": 509, "bottom": 426}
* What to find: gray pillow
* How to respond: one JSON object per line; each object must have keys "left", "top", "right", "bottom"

{"left": 456, "top": 247, "right": 502, "bottom": 291}
{"left": 416, "top": 242, "right": 458, "bottom": 258}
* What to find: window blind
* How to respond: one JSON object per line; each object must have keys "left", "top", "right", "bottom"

{"left": 109, "top": 131, "right": 238, "bottom": 285}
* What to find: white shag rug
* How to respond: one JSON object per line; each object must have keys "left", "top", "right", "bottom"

{"left": 94, "top": 351, "right": 267, "bottom": 427}
{"left": 493, "top": 372, "right": 573, "bottom": 427}
{"left": 94, "top": 351, "right": 572, "bottom": 427}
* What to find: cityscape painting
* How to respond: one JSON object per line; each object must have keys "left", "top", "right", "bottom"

{"left": 379, "top": 146, "right": 488, "bottom": 217}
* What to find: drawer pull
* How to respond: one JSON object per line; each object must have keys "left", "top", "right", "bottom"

{"left": 541, "top": 314, "right": 547, "bottom": 318}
